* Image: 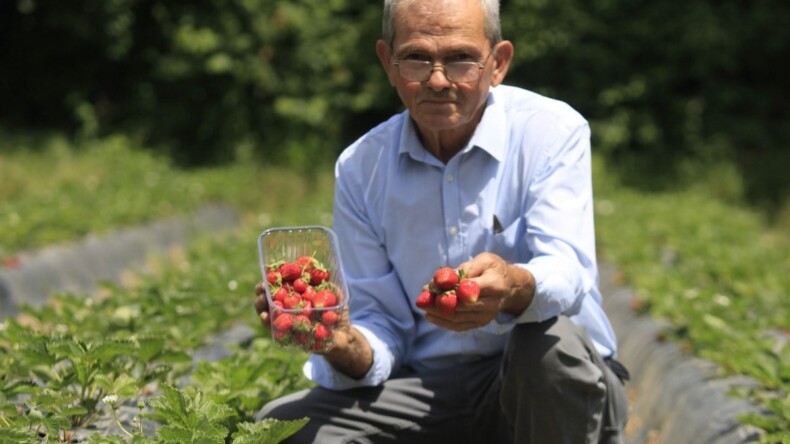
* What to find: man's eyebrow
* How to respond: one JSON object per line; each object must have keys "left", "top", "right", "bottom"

{"left": 394, "top": 45, "right": 428, "bottom": 57}
{"left": 394, "top": 45, "right": 481, "bottom": 58}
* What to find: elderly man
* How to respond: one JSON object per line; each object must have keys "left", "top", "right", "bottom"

{"left": 254, "top": 0, "right": 629, "bottom": 442}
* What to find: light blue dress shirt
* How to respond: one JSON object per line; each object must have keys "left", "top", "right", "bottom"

{"left": 304, "top": 85, "right": 619, "bottom": 390}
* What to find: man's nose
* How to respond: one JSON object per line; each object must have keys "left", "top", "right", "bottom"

{"left": 426, "top": 65, "right": 452, "bottom": 91}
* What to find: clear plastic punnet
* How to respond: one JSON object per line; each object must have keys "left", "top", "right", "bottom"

{"left": 257, "top": 226, "right": 349, "bottom": 352}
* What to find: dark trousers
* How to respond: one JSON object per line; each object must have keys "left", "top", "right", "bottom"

{"left": 257, "top": 316, "right": 629, "bottom": 443}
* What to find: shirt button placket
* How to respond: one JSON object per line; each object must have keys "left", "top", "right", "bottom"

{"left": 443, "top": 164, "right": 463, "bottom": 263}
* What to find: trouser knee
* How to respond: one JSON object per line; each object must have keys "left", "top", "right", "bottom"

{"left": 503, "top": 316, "right": 600, "bottom": 388}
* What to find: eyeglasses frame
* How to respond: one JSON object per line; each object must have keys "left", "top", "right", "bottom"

{"left": 391, "top": 50, "right": 495, "bottom": 83}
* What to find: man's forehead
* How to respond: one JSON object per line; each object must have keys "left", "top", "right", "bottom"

{"left": 391, "top": 0, "right": 487, "bottom": 47}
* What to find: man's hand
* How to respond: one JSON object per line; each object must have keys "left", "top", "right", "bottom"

{"left": 423, "top": 252, "right": 535, "bottom": 331}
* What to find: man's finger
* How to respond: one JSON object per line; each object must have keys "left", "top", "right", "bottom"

{"left": 259, "top": 310, "right": 271, "bottom": 329}
{"left": 254, "top": 294, "right": 268, "bottom": 315}
{"left": 255, "top": 281, "right": 266, "bottom": 296}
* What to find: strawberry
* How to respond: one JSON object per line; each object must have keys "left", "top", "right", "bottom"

{"left": 299, "top": 300, "right": 314, "bottom": 318}
{"left": 432, "top": 267, "right": 459, "bottom": 291}
{"left": 313, "top": 323, "right": 332, "bottom": 341}
{"left": 272, "top": 313, "right": 294, "bottom": 332}
{"left": 278, "top": 261, "right": 303, "bottom": 282}
{"left": 435, "top": 291, "right": 458, "bottom": 316}
{"left": 301, "top": 285, "right": 316, "bottom": 302}
{"left": 321, "top": 310, "right": 340, "bottom": 325}
{"left": 415, "top": 288, "right": 435, "bottom": 309}
{"left": 456, "top": 279, "right": 480, "bottom": 304}
{"left": 266, "top": 270, "right": 281, "bottom": 286}
{"left": 313, "top": 289, "right": 338, "bottom": 308}
{"left": 295, "top": 255, "right": 318, "bottom": 271}
{"left": 283, "top": 293, "right": 302, "bottom": 309}
{"left": 293, "top": 314, "right": 312, "bottom": 332}
{"left": 309, "top": 267, "right": 330, "bottom": 286}
{"left": 273, "top": 287, "right": 289, "bottom": 303}
{"left": 293, "top": 278, "right": 309, "bottom": 294}
{"left": 293, "top": 331, "right": 310, "bottom": 345}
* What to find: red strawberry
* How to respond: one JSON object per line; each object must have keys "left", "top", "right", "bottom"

{"left": 309, "top": 268, "right": 330, "bottom": 286}
{"left": 266, "top": 270, "right": 281, "bottom": 286}
{"left": 293, "top": 278, "right": 309, "bottom": 294}
{"left": 313, "top": 323, "right": 332, "bottom": 341}
{"left": 313, "top": 289, "right": 338, "bottom": 308}
{"left": 301, "top": 285, "right": 316, "bottom": 302}
{"left": 299, "top": 300, "right": 314, "bottom": 318}
{"left": 456, "top": 279, "right": 480, "bottom": 304}
{"left": 295, "top": 255, "right": 318, "bottom": 271}
{"left": 283, "top": 293, "right": 302, "bottom": 309}
{"left": 435, "top": 291, "right": 458, "bottom": 316}
{"left": 321, "top": 310, "right": 340, "bottom": 325}
{"left": 432, "top": 267, "right": 459, "bottom": 291}
{"left": 273, "top": 287, "right": 289, "bottom": 303}
{"left": 272, "top": 313, "right": 294, "bottom": 332}
{"left": 415, "top": 289, "right": 435, "bottom": 309}
{"left": 293, "top": 314, "right": 312, "bottom": 332}
{"left": 293, "top": 331, "right": 310, "bottom": 345}
{"left": 278, "top": 262, "right": 302, "bottom": 282}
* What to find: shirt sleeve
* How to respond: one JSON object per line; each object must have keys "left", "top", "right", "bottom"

{"left": 302, "top": 324, "right": 396, "bottom": 390}
{"left": 507, "top": 121, "right": 598, "bottom": 324}
{"left": 301, "top": 153, "right": 414, "bottom": 389}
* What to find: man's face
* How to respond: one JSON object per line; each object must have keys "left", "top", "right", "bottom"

{"left": 377, "top": 0, "right": 509, "bottom": 135}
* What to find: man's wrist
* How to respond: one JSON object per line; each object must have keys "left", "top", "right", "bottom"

{"left": 499, "top": 264, "right": 535, "bottom": 316}
{"left": 323, "top": 326, "right": 374, "bottom": 379}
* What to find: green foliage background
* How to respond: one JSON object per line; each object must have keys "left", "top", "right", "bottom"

{"left": 1, "top": 0, "right": 788, "bottom": 215}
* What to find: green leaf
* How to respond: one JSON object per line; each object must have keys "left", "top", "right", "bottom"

{"left": 157, "top": 425, "right": 196, "bottom": 442}
{"left": 86, "top": 433, "right": 127, "bottom": 444}
{"left": 87, "top": 339, "right": 135, "bottom": 362}
{"left": 42, "top": 413, "right": 71, "bottom": 439}
{"left": 136, "top": 336, "right": 166, "bottom": 361}
{"left": 231, "top": 418, "right": 309, "bottom": 444}
{"left": 0, "top": 427, "right": 37, "bottom": 443}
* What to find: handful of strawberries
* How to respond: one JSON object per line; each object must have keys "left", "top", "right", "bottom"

{"left": 416, "top": 267, "right": 481, "bottom": 316}
{"left": 265, "top": 254, "right": 343, "bottom": 351}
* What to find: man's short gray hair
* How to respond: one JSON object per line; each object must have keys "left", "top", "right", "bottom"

{"left": 382, "top": 0, "right": 502, "bottom": 48}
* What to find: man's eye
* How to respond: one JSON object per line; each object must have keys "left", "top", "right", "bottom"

{"left": 402, "top": 53, "right": 429, "bottom": 61}
{"left": 447, "top": 53, "right": 474, "bottom": 62}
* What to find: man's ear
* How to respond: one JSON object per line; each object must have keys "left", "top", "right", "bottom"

{"left": 376, "top": 39, "right": 398, "bottom": 86}
{"left": 490, "top": 40, "right": 514, "bottom": 87}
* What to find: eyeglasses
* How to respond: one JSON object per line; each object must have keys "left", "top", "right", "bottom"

{"left": 392, "top": 52, "right": 493, "bottom": 83}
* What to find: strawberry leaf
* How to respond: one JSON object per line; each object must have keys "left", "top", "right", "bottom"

{"left": 231, "top": 418, "right": 310, "bottom": 444}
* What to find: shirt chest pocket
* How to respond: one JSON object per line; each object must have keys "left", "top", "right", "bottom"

{"left": 484, "top": 216, "right": 527, "bottom": 263}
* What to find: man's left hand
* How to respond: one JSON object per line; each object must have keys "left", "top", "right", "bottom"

{"left": 423, "top": 252, "right": 535, "bottom": 332}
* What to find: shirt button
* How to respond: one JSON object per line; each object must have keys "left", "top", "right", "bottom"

{"left": 446, "top": 174, "right": 454, "bottom": 182}
{"left": 449, "top": 226, "right": 458, "bottom": 235}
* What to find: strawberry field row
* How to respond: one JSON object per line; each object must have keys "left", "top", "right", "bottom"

{"left": 592, "top": 159, "right": 790, "bottom": 442}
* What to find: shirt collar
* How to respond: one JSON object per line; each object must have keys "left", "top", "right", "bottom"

{"left": 397, "top": 87, "right": 507, "bottom": 164}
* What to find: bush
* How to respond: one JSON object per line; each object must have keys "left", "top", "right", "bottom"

{"left": 1, "top": 0, "right": 787, "bottom": 213}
